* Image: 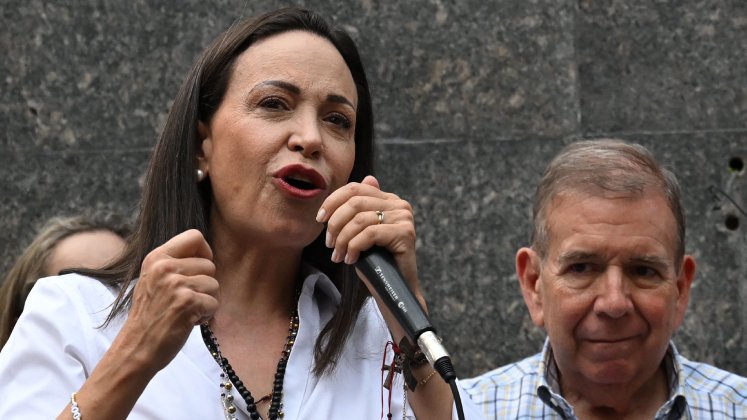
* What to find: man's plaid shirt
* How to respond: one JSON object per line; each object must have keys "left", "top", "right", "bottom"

{"left": 461, "top": 339, "right": 746, "bottom": 419}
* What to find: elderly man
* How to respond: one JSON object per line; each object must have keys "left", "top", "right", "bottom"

{"left": 463, "top": 139, "right": 746, "bottom": 419}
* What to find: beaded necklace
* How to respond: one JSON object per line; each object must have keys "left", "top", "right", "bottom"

{"left": 200, "top": 290, "right": 300, "bottom": 420}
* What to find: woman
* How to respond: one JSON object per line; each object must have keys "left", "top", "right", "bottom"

{"left": 0, "top": 7, "right": 459, "bottom": 419}
{"left": 0, "top": 213, "right": 128, "bottom": 348}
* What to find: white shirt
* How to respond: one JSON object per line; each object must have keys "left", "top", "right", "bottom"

{"left": 0, "top": 270, "right": 481, "bottom": 419}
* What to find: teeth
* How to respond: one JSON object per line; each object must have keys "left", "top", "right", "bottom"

{"left": 287, "top": 174, "right": 311, "bottom": 183}
{"left": 284, "top": 175, "right": 315, "bottom": 190}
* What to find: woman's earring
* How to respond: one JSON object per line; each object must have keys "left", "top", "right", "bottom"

{"left": 196, "top": 169, "right": 206, "bottom": 182}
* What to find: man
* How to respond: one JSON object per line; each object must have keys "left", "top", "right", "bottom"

{"left": 463, "top": 139, "right": 746, "bottom": 419}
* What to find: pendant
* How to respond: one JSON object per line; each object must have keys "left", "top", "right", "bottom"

{"left": 382, "top": 352, "right": 403, "bottom": 390}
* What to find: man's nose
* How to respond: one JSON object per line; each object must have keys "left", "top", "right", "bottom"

{"left": 593, "top": 268, "right": 634, "bottom": 319}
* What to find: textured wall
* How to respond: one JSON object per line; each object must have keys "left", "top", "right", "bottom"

{"left": 2, "top": 0, "right": 745, "bottom": 378}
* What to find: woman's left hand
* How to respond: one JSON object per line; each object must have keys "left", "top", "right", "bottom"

{"left": 319, "top": 175, "right": 456, "bottom": 420}
{"left": 316, "top": 175, "right": 423, "bottom": 306}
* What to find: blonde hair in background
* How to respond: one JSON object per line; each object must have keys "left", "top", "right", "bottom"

{"left": 0, "top": 214, "right": 130, "bottom": 349}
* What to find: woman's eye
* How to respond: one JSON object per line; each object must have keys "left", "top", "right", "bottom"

{"left": 326, "top": 113, "right": 351, "bottom": 129}
{"left": 258, "top": 97, "right": 287, "bottom": 110}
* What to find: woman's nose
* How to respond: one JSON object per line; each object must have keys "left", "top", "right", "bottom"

{"left": 287, "top": 112, "right": 323, "bottom": 158}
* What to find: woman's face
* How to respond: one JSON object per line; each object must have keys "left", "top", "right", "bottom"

{"left": 198, "top": 30, "right": 358, "bottom": 251}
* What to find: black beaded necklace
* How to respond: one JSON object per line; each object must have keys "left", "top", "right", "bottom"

{"left": 200, "top": 290, "right": 300, "bottom": 420}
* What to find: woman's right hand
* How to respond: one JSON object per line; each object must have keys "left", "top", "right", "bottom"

{"left": 120, "top": 229, "right": 219, "bottom": 374}
{"left": 56, "top": 230, "right": 219, "bottom": 420}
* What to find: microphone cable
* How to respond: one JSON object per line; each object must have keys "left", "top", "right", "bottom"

{"left": 433, "top": 356, "right": 465, "bottom": 420}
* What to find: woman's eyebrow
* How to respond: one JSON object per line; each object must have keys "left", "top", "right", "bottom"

{"left": 254, "top": 80, "right": 300, "bottom": 94}
{"left": 252, "top": 81, "right": 354, "bottom": 109}
{"left": 327, "top": 94, "right": 355, "bottom": 109}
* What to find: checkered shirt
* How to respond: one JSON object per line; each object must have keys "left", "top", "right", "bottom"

{"left": 461, "top": 339, "right": 747, "bottom": 419}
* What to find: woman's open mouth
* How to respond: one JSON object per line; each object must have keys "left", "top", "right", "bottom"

{"left": 273, "top": 165, "right": 326, "bottom": 199}
{"left": 284, "top": 175, "right": 317, "bottom": 190}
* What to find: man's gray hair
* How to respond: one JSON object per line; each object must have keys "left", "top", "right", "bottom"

{"left": 531, "top": 138, "right": 685, "bottom": 264}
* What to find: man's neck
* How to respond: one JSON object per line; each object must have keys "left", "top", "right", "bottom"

{"left": 560, "top": 364, "right": 670, "bottom": 420}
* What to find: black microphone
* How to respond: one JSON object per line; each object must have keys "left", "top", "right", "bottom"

{"left": 355, "top": 246, "right": 456, "bottom": 382}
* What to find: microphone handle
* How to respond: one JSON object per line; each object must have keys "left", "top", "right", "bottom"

{"left": 356, "top": 246, "right": 456, "bottom": 385}
{"left": 356, "top": 246, "right": 435, "bottom": 343}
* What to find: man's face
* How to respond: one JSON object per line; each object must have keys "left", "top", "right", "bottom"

{"left": 518, "top": 191, "right": 695, "bottom": 389}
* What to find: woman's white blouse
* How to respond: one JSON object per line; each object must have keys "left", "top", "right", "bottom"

{"left": 0, "top": 269, "right": 407, "bottom": 419}
{"left": 0, "top": 269, "right": 481, "bottom": 419}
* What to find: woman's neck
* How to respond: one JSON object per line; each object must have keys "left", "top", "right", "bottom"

{"left": 211, "top": 240, "right": 303, "bottom": 322}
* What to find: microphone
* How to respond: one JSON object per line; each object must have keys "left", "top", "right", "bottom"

{"left": 355, "top": 246, "right": 456, "bottom": 382}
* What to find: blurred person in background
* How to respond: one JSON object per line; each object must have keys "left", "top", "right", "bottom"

{"left": 0, "top": 213, "right": 129, "bottom": 348}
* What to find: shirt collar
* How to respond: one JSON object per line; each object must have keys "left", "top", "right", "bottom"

{"left": 299, "top": 263, "right": 341, "bottom": 302}
{"left": 655, "top": 343, "right": 689, "bottom": 419}
{"left": 537, "top": 338, "right": 577, "bottom": 418}
{"left": 296, "top": 263, "right": 343, "bottom": 332}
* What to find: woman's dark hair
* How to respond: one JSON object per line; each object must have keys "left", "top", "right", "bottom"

{"left": 84, "top": 7, "right": 374, "bottom": 376}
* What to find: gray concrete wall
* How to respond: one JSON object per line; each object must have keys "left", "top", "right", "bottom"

{"left": 2, "top": 1, "right": 745, "bottom": 377}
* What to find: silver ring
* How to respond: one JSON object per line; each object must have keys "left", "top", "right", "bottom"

{"left": 375, "top": 210, "right": 385, "bottom": 225}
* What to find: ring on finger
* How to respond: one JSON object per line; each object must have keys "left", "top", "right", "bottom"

{"left": 375, "top": 210, "right": 385, "bottom": 225}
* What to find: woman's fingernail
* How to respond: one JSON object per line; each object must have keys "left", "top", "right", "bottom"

{"left": 331, "top": 249, "right": 339, "bottom": 263}
{"left": 325, "top": 231, "right": 333, "bottom": 248}
{"left": 316, "top": 208, "right": 326, "bottom": 222}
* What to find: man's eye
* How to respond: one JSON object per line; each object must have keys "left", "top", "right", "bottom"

{"left": 632, "top": 266, "right": 657, "bottom": 277}
{"left": 568, "top": 263, "right": 592, "bottom": 274}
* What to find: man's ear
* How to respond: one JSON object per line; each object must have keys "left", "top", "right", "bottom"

{"left": 196, "top": 121, "right": 211, "bottom": 172}
{"left": 516, "top": 247, "right": 544, "bottom": 328}
{"left": 673, "top": 254, "right": 696, "bottom": 330}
